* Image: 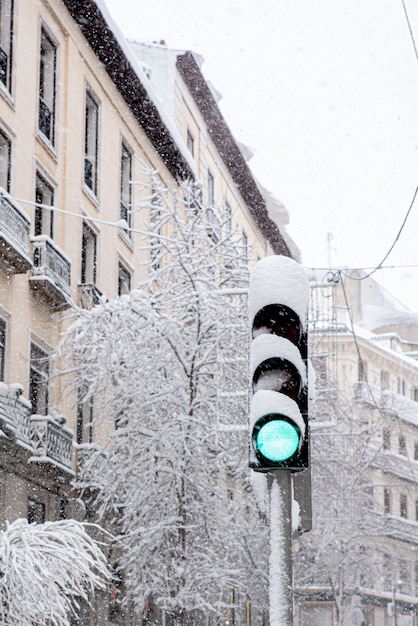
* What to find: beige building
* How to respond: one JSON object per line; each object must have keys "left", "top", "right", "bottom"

{"left": 0, "top": 0, "right": 295, "bottom": 622}
{"left": 295, "top": 270, "right": 418, "bottom": 626}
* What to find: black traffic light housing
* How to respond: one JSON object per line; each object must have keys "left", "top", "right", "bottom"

{"left": 248, "top": 255, "right": 309, "bottom": 472}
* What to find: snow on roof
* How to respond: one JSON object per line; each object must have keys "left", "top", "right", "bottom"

{"left": 93, "top": 0, "right": 196, "bottom": 178}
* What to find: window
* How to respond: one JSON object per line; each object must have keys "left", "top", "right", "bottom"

{"left": 34, "top": 172, "right": 54, "bottom": 238}
{"left": 358, "top": 358, "right": 368, "bottom": 382}
{"left": 186, "top": 129, "right": 194, "bottom": 156}
{"left": 118, "top": 262, "right": 131, "bottom": 296}
{"left": 29, "top": 343, "right": 49, "bottom": 415}
{"left": 0, "top": 319, "right": 5, "bottom": 381}
{"left": 76, "top": 388, "right": 93, "bottom": 445}
{"left": 380, "top": 370, "right": 389, "bottom": 390}
{"left": 206, "top": 170, "right": 220, "bottom": 242}
{"left": 81, "top": 222, "right": 97, "bottom": 284}
{"left": 28, "top": 498, "right": 45, "bottom": 524}
{"left": 242, "top": 229, "right": 248, "bottom": 264}
{"left": 0, "top": 129, "right": 11, "bottom": 191}
{"left": 224, "top": 201, "right": 232, "bottom": 237}
{"left": 400, "top": 493, "right": 408, "bottom": 518}
{"left": 399, "top": 434, "right": 407, "bottom": 456}
{"left": 0, "top": 0, "right": 13, "bottom": 90}
{"left": 383, "top": 430, "right": 390, "bottom": 451}
{"left": 384, "top": 488, "right": 391, "bottom": 514}
{"left": 120, "top": 142, "right": 132, "bottom": 231}
{"left": 39, "top": 28, "right": 57, "bottom": 144}
{"left": 84, "top": 88, "right": 99, "bottom": 194}
{"left": 207, "top": 170, "right": 215, "bottom": 206}
{"left": 150, "top": 195, "right": 161, "bottom": 271}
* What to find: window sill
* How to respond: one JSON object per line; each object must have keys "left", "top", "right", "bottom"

{"left": 82, "top": 183, "right": 100, "bottom": 209}
{"left": 36, "top": 131, "right": 57, "bottom": 162}
{"left": 118, "top": 228, "right": 133, "bottom": 250}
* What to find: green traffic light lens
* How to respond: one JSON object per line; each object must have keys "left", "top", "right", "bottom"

{"left": 256, "top": 420, "right": 300, "bottom": 462}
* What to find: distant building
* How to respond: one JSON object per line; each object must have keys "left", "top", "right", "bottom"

{"left": 0, "top": 0, "right": 294, "bottom": 623}
{"left": 295, "top": 269, "right": 418, "bottom": 626}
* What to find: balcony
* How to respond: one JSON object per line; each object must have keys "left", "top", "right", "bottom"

{"left": 0, "top": 384, "right": 31, "bottom": 445}
{"left": 76, "top": 443, "right": 106, "bottom": 487}
{"left": 29, "top": 415, "right": 73, "bottom": 474}
{"left": 30, "top": 235, "right": 71, "bottom": 310}
{"left": 0, "top": 190, "right": 32, "bottom": 274}
{"left": 354, "top": 381, "right": 418, "bottom": 426}
{"left": 371, "top": 448, "right": 418, "bottom": 484}
{"left": 78, "top": 283, "right": 105, "bottom": 310}
{"left": 383, "top": 514, "right": 418, "bottom": 545}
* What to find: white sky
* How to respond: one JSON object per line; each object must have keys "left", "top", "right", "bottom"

{"left": 104, "top": 0, "right": 418, "bottom": 309}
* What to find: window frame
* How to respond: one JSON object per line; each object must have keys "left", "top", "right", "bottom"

{"left": 0, "top": 0, "right": 14, "bottom": 92}
{"left": 76, "top": 387, "right": 93, "bottom": 445}
{"left": 38, "top": 26, "right": 57, "bottom": 145}
{"left": 34, "top": 171, "right": 54, "bottom": 238}
{"left": 84, "top": 87, "right": 99, "bottom": 195}
{"left": 400, "top": 493, "right": 408, "bottom": 519}
{"left": 118, "top": 261, "right": 131, "bottom": 296}
{"left": 28, "top": 498, "right": 45, "bottom": 524}
{"left": 0, "top": 128, "right": 11, "bottom": 191}
{"left": 81, "top": 221, "right": 97, "bottom": 285}
{"left": 120, "top": 141, "right": 132, "bottom": 233}
{"left": 29, "top": 343, "right": 49, "bottom": 416}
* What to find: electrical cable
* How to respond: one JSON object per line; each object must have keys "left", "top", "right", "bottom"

{"left": 400, "top": 0, "right": 418, "bottom": 63}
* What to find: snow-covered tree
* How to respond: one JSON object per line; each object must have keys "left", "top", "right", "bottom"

{"left": 58, "top": 172, "right": 268, "bottom": 624}
{"left": 293, "top": 386, "right": 386, "bottom": 625}
{"left": 0, "top": 518, "right": 109, "bottom": 626}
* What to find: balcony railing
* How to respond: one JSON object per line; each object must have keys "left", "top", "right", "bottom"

{"left": 30, "top": 235, "right": 71, "bottom": 310}
{"left": 384, "top": 514, "right": 418, "bottom": 545}
{"left": 354, "top": 381, "right": 418, "bottom": 426}
{"left": 0, "top": 190, "right": 32, "bottom": 274}
{"left": 29, "top": 415, "right": 73, "bottom": 473}
{"left": 371, "top": 448, "right": 418, "bottom": 484}
{"left": 0, "top": 385, "right": 31, "bottom": 444}
{"left": 76, "top": 443, "right": 106, "bottom": 487}
{"left": 78, "top": 283, "right": 105, "bottom": 310}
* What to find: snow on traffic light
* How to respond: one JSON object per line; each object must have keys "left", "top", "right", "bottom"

{"left": 248, "top": 255, "right": 309, "bottom": 471}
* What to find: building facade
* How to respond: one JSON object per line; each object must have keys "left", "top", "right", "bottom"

{"left": 295, "top": 270, "right": 418, "bottom": 626}
{"left": 0, "top": 0, "right": 294, "bottom": 623}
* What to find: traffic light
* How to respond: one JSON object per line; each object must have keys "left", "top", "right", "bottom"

{"left": 248, "top": 255, "right": 309, "bottom": 471}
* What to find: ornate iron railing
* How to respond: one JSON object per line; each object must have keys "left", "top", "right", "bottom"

{"left": 76, "top": 443, "right": 106, "bottom": 486}
{"left": 0, "top": 191, "right": 32, "bottom": 272}
{"left": 31, "top": 235, "right": 71, "bottom": 298}
{"left": 29, "top": 415, "right": 73, "bottom": 472}
{"left": 354, "top": 381, "right": 418, "bottom": 426}
{"left": 0, "top": 386, "right": 31, "bottom": 444}
{"left": 78, "top": 283, "right": 105, "bottom": 310}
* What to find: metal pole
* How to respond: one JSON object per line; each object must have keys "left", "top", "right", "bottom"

{"left": 392, "top": 582, "right": 396, "bottom": 626}
{"left": 269, "top": 470, "right": 293, "bottom": 626}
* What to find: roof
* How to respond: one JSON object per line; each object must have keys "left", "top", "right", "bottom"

{"left": 62, "top": 0, "right": 193, "bottom": 182}
{"left": 176, "top": 51, "right": 292, "bottom": 256}
{"left": 62, "top": 0, "right": 293, "bottom": 257}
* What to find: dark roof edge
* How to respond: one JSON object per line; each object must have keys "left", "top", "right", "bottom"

{"left": 62, "top": 0, "right": 193, "bottom": 182}
{"left": 176, "top": 51, "right": 292, "bottom": 257}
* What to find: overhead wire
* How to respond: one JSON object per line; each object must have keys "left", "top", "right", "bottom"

{"left": 341, "top": 185, "right": 418, "bottom": 281}
{"left": 400, "top": 0, "right": 418, "bottom": 63}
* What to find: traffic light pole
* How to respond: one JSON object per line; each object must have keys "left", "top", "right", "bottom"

{"left": 269, "top": 470, "right": 293, "bottom": 626}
